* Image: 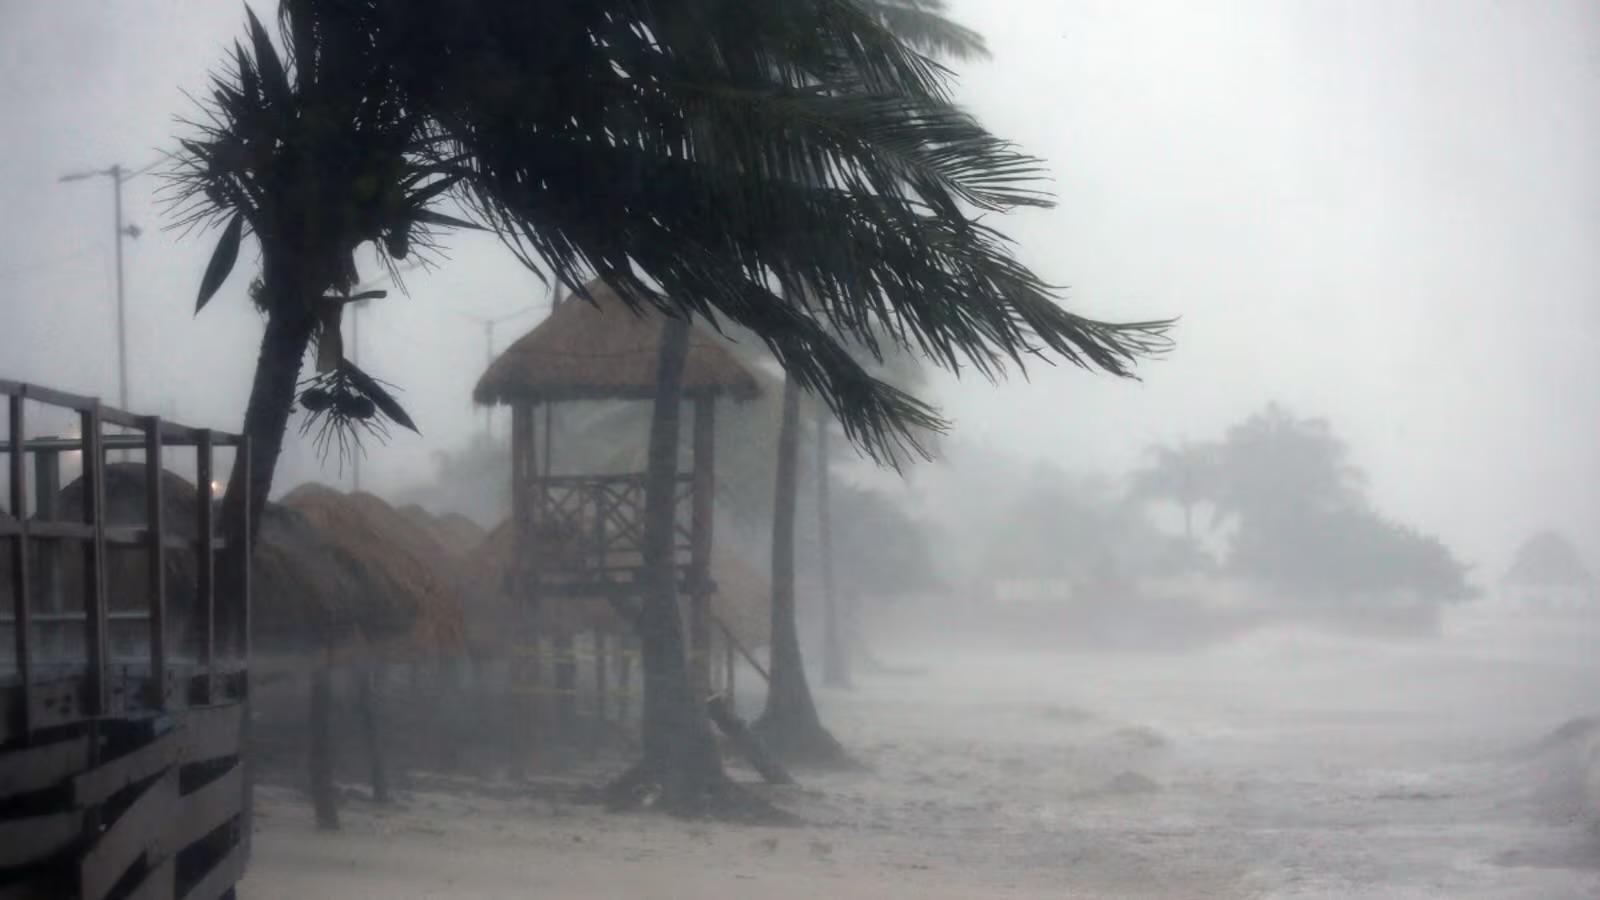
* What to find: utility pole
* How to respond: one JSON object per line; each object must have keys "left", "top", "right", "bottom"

{"left": 59, "top": 162, "right": 151, "bottom": 412}
{"left": 483, "top": 321, "right": 494, "bottom": 439}
{"left": 459, "top": 301, "right": 543, "bottom": 442}
{"left": 352, "top": 304, "right": 363, "bottom": 492}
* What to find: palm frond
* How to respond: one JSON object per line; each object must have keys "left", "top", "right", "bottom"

{"left": 856, "top": 0, "right": 989, "bottom": 61}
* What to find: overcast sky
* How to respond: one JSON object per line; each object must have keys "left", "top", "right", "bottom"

{"left": 1, "top": 0, "right": 1596, "bottom": 574}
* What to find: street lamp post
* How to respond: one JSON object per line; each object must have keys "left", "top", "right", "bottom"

{"left": 60, "top": 163, "right": 147, "bottom": 413}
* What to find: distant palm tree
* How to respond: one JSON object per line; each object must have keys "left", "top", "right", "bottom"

{"left": 756, "top": 0, "right": 989, "bottom": 762}
{"left": 171, "top": 0, "right": 1170, "bottom": 814}
{"left": 1129, "top": 441, "right": 1219, "bottom": 546}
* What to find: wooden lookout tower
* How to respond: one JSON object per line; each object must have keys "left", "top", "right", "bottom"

{"left": 473, "top": 279, "right": 760, "bottom": 745}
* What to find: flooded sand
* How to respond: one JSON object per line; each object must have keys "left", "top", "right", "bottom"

{"left": 243, "top": 619, "right": 1600, "bottom": 899}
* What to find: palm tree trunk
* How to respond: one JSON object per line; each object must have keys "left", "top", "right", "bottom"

{"left": 356, "top": 659, "right": 391, "bottom": 804}
{"left": 607, "top": 316, "right": 727, "bottom": 812}
{"left": 309, "top": 662, "right": 338, "bottom": 830}
{"left": 756, "top": 376, "right": 849, "bottom": 766}
{"left": 218, "top": 272, "right": 316, "bottom": 649}
{"left": 817, "top": 404, "right": 850, "bottom": 689}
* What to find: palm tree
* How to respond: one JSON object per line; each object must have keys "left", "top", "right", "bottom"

{"left": 1128, "top": 440, "right": 1219, "bottom": 547}
{"left": 169, "top": 0, "right": 1171, "bottom": 814}
{"left": 755, "top": 0, "right": 990, "bottom": 764}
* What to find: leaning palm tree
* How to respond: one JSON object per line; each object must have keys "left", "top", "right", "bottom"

{"left": 755, "top": 0, "right": 987, "bottom": 764}
{"left": 169, "top": 0, "right": 1170, "bottom": 815}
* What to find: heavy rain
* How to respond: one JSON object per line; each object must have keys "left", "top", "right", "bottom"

{"left": 1, "top": 2, "right": 1597, "bottom": 898}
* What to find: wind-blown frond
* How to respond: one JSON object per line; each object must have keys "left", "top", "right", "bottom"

{"left": 169, "top": 0, "right": 1173, "bottom": 463}
{"left": 857, "top": 0, "right": 989, "bottom": 61}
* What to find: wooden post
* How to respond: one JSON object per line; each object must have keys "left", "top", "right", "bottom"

{"left": 143, "top": 417, "right": 167, "bottom": 710}
{"left": 33, "top": 450, "right": 61, "bottom": 661}
{"left": 508, "top": 402, "right": 543, "bottom": 775}
{"left": 724, "top": 629, "right": 737, "bottom": 715}
{"left": 309, "top": 661, "right": 339, "bottom": 830}
{"left": 357, "top": 658, "right": 391, "bottom": 804}
{"left": 594, "top": 631, "right": 608, "bottom": 722}
{"left": 8, "top": 392, "right": 32, "bottom": 738}
{"left": 688, "top": 397, "right": 715, "bottom": 699}
{"left": 197, "top": 430, "right": 216, "bottom": 704}
{"left": 80, "top": 404, "right": 108, "bottom": 716}
{"left": 617, "top": 637, "right": 634, "bottom": 726}
{"left": 233, "top": 435, "right": 252, "bottom": 663}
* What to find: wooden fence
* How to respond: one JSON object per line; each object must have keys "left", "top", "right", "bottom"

{"left": 0, "top": 380, "right": 251, "bottom": 900}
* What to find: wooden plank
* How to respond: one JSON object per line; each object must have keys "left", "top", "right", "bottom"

{"left": 81, "top": 405, "right": 108, "bottom": 718}
{"left": 181, "top": 704, "right": 242, "bottom": 764}
{"left": 195, "top": 432, "right": 214, "bottom": 699}
{"left": 180, "top": 842, "right": 245, "bottom": 900}
{"left": 24, "top": 521, "right": 97, "bottom": 541}
{"left": 712, "top": 614, "right": 769, "bottom": 683}
{"left": 123, "top": 857, "right": 175, "bottom": 900}
{"left": 1, "top": 382, "right": 94, "bottom": 413}
{"left": 97, "top": 406, "right": 146, "bottom": 431}
{"left": 236, "top": 434, "right": 251, "bottom": 665}
{"left": 71, "top": 725, "right": 178, "bottom": 807}
{"left": 8, "top": 394, "right": 31, "bottom": 737}
{"left": 173, "top": 764, "right": 242, "bottom": 849}
{"left": 81, "top": 768, "right": 178, "bottom": 900}
{"left": 0, "top": 733, "right": 90, "bottom": 799}
{"left": 0, "top": 809, "right": 82, "bottom": 868}
{"left": 145, "top": 419, "right": 167, "bottom": 709}
{"left": 32, "top": 452, "right": 62, "bottom": 629}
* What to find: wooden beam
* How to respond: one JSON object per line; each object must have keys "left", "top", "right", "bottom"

{"left": 0, "top": 809, "right": 83, "bottom": 868}
{"left": 178, "top": 841, "right": 245, "bottom": 900}
{"left": 123, "top": 858, "right": 175, "bottom": 900}
{"left": 712, "top": 614, "right": 769, "bottom": 683}
{"left": 8, "top": 391, "right": 31, "bottom": 737}
{"left": 72, "top": 725, "right": 178, "bottom": 807}
{"left": 144, "top": 417, "right": 167, "bottom": 710}
{"left": 80, "top": 404, "right": 108, "bottom": 717}
{"left": 0, "top": 733, "right": 90, "bottom": 799}
{"left": 236, "top": 433, "right": 252, "bottom": 664}
{"left": 80, "top": 769, "right": 178, "bottom": 900}
{"left": 173, "top": 764, "right": 243, "bottom": 849}
{"left": 196, "top": 431, "right": 215, "bottom": 702}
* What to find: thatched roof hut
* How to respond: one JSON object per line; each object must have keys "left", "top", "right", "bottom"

{"left": 461, "top": 518, "right": 772, "bottom": 652}
{"left": 58, "top": 464, "right": 206, "bottom": 610}
{"left": 281, "top": 486, "right": 467, "bottom": 656}
{"left": 473, "top": 278, "right": 761, "bottom": 406}
{"left": 0, "top": 465, "right": 465, "bottom": 661}
{"left": 399, "top": 505, "right": 486, "bottom": 560}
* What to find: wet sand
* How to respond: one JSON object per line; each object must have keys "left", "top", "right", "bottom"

{"left": 243, "top": 614, "right": 1600, "bottom": 899}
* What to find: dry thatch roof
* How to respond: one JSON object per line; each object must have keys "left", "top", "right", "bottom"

{"left": 0, "top": 466, "right": 464, "bottom": 658}
{"left": 461, "top": 518, "right": 772, "bottom": 653}
{"left": 38, "top": 464, "right": 205, "bottom": 617}
{"left": 399, "top": 505, "right": 487, "bottom": 560}
{"left": 282, "top": 484, "right": 466, "bottom": 657}
{"left": 473, "top": 278, "right": 762, "bottom": 406}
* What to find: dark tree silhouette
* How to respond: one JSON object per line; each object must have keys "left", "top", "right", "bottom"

{"left": 170, "top": 0, "right": 1171, "bottom": 814}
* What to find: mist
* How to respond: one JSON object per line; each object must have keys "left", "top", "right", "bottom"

{"left": 2, "top": 1, "right": 1598, "bottom": 898}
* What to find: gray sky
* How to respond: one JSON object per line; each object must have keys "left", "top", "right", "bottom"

{"left": 1, "top": 0, "right": 1596, "bottom": 574}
